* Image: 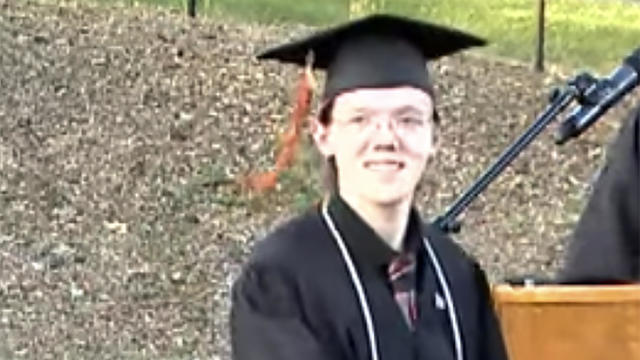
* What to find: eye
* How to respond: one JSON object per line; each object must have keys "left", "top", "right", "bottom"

{"left": 349, "top": 115, "right": 366, "bottom": 124}
{"left": 399, "top": 115, "right": 424, "bottom": 125}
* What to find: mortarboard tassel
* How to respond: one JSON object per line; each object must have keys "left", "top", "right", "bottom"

{"left": 241, "top": 52, "right": 316, "bottom": 192}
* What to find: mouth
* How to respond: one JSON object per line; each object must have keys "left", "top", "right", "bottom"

{"left": 363, "top": 160, "right": 405, "bottom": 171}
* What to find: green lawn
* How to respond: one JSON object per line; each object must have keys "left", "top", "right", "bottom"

{"left": 103, "top": 0, "right": 640, "bottom": 72}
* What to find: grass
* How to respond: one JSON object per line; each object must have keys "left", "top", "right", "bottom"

{"left": 98, "top": 0, "right": 640, "bottom": 73}
{"left": 411, "top": 0, "right": 640, "bottom": 72}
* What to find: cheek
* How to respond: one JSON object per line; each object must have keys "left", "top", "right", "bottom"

{"left": 330, "top": 132, "right": 369, "bottom": 159}
{"left": 403, "top": 132, "right": 435, "bottom": 160}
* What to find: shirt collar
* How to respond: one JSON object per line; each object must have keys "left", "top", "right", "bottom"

{"left": 327, "top": 193, "right": 424, "bottom": 271}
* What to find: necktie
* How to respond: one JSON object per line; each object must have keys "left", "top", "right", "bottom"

{"left": 388, "top": 253, "right": 418, "bottom": 329}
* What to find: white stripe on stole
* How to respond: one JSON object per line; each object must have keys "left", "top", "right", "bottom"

{"left": 321, "top": 200, "right": 464, "bottom": 360}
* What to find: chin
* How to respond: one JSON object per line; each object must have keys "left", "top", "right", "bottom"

{"left": 361, "top": 187, "right": 413, "bottom": 207}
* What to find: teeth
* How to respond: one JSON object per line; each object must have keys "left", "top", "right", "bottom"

{"left": 367, "top": 163, "right": 400, "bottom": 170}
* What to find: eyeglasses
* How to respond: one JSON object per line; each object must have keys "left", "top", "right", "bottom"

{"left": 335, "top": 111, "right": 434, "bottom": 135}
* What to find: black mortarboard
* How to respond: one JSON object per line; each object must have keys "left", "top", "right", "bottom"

{"left": 258, "top": 14, "right": 487, "bottom": 102}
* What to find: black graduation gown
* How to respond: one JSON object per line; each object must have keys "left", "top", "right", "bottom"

{"left": 560, "top": 105, "right": 640, "bottom": 283}
{"left": 230, "top": 196, "right": 508, "bottom": 360}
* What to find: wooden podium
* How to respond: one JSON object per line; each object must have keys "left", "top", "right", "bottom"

{"left": 492, "top": 284, "right": 640, "bottom": 360}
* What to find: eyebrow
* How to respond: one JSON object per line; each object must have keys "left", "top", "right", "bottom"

{"left": 344, "top": 106, "right": 372, "bottom": 114}
{"left": 333, "top": 107, "right": 372, "bottom": 119}
{"left": 392, "top": 105, "right": 431, "bottom": 115}
{"left": 344, "top": 105, "right": 429, "bottom": 113}
{"left": 335, "top": 104, "right": 431, "bottom": 118}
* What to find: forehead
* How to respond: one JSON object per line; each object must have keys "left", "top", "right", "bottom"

{"left": 332, "top": 86, "right": 433, "bottom": 113}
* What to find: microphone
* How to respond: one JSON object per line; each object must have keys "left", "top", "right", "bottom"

{"left": 555, "top": 48, "right": 640, "bottom": 145}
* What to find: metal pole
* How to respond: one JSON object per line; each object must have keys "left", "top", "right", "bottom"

{"left": 187, "top": 0, "right": 196, "bottom": 18}
{"left": 535, "top": 0, "right": 546, "bottom": 72}
{"left": 435, "top": 88, "right": 577, "bottom": 233}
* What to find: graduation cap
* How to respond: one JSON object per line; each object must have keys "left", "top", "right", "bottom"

{"left": 243, "top": 14, "right": 487, "bottom": 191}
{"left": 259, "top": 13, "right": 486, "bottom": 102}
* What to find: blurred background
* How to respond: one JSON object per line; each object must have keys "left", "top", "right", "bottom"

{"left": 114, "top": 0, "right": 640, "bottom": 71}
{"left": 1, "top": 0, "right": 639, "bottom": 359}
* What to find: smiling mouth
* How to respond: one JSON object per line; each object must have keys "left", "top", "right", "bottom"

{"left": 364, "top": 160, "right": 405, "bottom": 171}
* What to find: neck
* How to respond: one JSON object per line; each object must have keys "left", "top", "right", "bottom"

{"left": 340, "top": 192, "right": 412, "bottom": 252}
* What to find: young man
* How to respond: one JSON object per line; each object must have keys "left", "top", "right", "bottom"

{"left": 560, "top": 104, "right": 640, "bottom": 283}
{"left": 230, "top": 14, "right": 509, "bottom": 360}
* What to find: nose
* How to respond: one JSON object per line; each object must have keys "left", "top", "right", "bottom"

{"left": 372, "top": 117, "right": 399, "bottom": 150}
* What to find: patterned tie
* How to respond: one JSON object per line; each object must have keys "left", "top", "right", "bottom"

{"left": 388, "top": 252, "right": 418, "bottom": 329}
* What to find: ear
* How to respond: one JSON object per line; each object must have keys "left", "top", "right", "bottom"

{"left": 425, "top": 122, "right": 439, "bottom": 159}
{"left": 428, "top": 131, "right": 439, "bottom": 157}
{"left": 311, "top": 116, "right": 333, "bottom": 157}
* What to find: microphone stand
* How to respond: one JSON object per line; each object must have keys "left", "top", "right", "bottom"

{"left": 434, "top": 74, "right": 597, "bottom": 233}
